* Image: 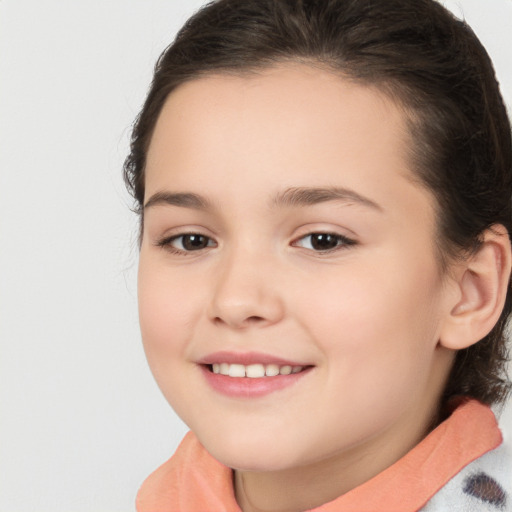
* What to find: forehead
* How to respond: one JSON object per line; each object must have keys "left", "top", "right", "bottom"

{"left": 144, "top": 64, "right": 434, "bottom": 225}
{"left": 148, "top": 65, "right": 409, "bottom": 166}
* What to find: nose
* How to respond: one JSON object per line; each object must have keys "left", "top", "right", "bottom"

{"left": 208, "top": 246, "right": 285, "bottom": 329}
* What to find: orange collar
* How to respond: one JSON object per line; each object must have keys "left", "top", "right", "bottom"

{"left": 136, "top": 399, "right": 502, "bottom": 512}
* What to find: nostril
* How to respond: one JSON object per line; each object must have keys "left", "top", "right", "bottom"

{"left": 213, "top": 315, "right": 265, "bottom": 327}
{"left": 246, "top": 315, "right": 265, "bottom": 323}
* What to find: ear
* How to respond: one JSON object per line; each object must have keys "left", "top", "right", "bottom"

{"left": 439, "top": 224, "right": 511, "bottom": 350}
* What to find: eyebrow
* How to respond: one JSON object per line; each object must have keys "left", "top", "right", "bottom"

{"left": 143, "top": 186, "right": 383, "bottom": 212}
{"left": 144, "top": 191, "right": 212, "bottom": 211}
{"left": 271, "top": 186, "right": 383, "bottom": 211}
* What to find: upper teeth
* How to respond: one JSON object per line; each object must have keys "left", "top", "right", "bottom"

{"left": 212, "top": 363, "right": 304, "bottom": 378}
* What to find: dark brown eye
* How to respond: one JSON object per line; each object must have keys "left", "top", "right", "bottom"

{"left": 180, "top": 234, "right": 210, "bottom": 250}
{"left": 309, "top": 233, "right": 339, "bottom": 250}
{"left": 293, "top": 233, "right": 356, "bottom": 252}
{"left": 158, "top": 233, "right": 216, "bottom": 252}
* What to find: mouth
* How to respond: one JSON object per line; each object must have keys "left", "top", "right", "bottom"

{"left": 198, "top": 353, "right": 314, "bottom": 397}
{"left": 207, "top": 362, "right": 307, "bottom": 378}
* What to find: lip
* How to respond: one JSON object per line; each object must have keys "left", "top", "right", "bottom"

{"left": 197, "top": 351, "right": 314, "bottom": 398}
{"left": 197, "top": 350, "right": 307, "bottom": 367}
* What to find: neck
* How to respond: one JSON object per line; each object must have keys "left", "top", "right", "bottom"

{"left": 234, "top": 400, "right": 442, "bottom": 512}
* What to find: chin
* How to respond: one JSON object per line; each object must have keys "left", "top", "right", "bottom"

{"left": 215, "top": 450, "right": 296, "bottom": 473}
{"left": 199, "top": 430, "right": 303, "bottom": 472}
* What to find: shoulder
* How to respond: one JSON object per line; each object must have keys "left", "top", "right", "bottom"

{"left": 135, "top": 432, "right": 239, "bottom": 512}
{"left": 421, "top": 438, "right": 512, "bottom": 511}
{"left": 135, "top": 432, "right": 199, "bottom": 511}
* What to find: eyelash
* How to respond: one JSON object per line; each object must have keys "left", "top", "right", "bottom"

{"left": 155, "top": 232, "right": 357, "bottom": 255}
{"left": 156, "top": 233, "right": 216, "bottom": 255}
{"left": 292, "top": 232, "right": 357, "bottom": 253}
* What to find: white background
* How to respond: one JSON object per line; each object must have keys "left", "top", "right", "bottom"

{"left": 0, "top": 1, "right": 511, "bottom": 510}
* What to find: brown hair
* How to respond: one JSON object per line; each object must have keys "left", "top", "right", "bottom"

{"left": 124, "top": 0, "right": 512, "bottom": 405}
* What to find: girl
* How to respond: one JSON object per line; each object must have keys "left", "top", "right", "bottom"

{"left": 124, "top": 0, "right": 512, "bottom": 510}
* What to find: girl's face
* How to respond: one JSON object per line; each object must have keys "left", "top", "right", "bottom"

{"left": 138, "top": 64, "right": 457, "bottom": 475}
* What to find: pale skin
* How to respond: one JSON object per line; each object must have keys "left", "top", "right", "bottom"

{"left": 138, "top": 64, "right": 511, "bottom": 512}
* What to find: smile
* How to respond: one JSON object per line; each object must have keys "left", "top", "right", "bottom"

{"left": 198, "top": 352, "right": 313, "bottom": 398}
{"left": 210, "top": 363, "right": 304, "bottom": 378}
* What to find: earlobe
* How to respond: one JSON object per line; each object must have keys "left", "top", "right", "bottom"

{"left": 440, "top": 225, "right": 511, "bottom": 350}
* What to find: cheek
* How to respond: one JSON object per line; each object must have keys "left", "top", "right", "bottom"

{"left": 137, "top": 256, "right": 199, "bottom": 370}
{"left": 290, "top": 263, "right": 444, "bottom": 448}
{"left": 296, "top": 256, "right": 443, "bottom": 383}
{"left": 137, "top": 259, "right": 210, "bottom": 422}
